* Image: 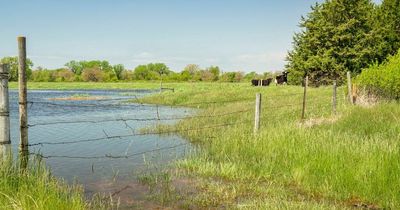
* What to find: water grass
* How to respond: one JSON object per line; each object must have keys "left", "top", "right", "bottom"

{"left": 140, "top": 84, "right": 399, "bottom": 209}
{"left": 0, "top": 158, "right": 86, "bottom": 210}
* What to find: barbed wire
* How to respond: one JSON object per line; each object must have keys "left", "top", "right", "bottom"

{"left": 262, "top": 92, "right": 304, "bottom": 98}
{"left": 27, "top": 120, "right": 250, "bottom": 147}
{"left": 25, "top": 96, "right": 257, "bottom": 109}
{"left": 30, "top": 142, "right": 189, "bottom": 159}
{"left": 27, "top": 109, "right": 252, "bottom": 127}
{"left": 25, "top": 91, "right": 341, "bottom": 110}
{"left": 27, "top": 101, "right": 141, "bottom": 108}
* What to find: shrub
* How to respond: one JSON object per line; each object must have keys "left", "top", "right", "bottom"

{"left": 31, "top": 70, "right": 55, "bottom": 82}
{"left": 54, "top": 69, "right": 75, "bottom": 82}
{"left": 199, "top": 70, "right": 214, "bottom": 81}
{"left": 120, "top": 70, "right": 135, "bottom": 81}
{"left": 103, "top": 71, "right": 118, "bottom": 82}
{"left": 357, "top": 50, "right": 400, "bottom": 99}
{"left": 220, "top": 72, "right": 244, "bottom": 82}
{"left": 81, "top": 68, "right": 105, "bottom": 82}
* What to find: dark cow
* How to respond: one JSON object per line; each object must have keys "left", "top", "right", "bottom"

{"left": 262, "top": 78, "right": 273, "bottom": 86}
{"left": 251, "top": 78, "right": 273, "bottom": 87}
{"left": 251, "top": 79, "right": 259, "bottom": 86}
{"left": 275, "top": 71, "right": 289, "bottom": 85}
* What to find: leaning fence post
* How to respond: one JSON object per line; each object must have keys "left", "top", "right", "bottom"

{"left": 347, "top": 71, "right": 353, "bottom": 105}
{"left": 18, "top": 36, "right": 29, "bottom": 168}
{"left": 301, "top": 76, "right": 308, "bottom": 120}
{"left": 0, "top": 64, "right": 11, "bottom": 160}
{"left": 332, "top": 80, "right": 337, "bottom": 115}
{"left": 254, "top": 93, "right": 261, "bottom": 134}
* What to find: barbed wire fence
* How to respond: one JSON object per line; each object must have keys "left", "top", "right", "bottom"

{"left": 1, "top": 77, "right": 352, "bottom": 200}
{"left": 4, "top": 77, "right": 351, "bottom": 159}
{"left": 23, "top": 76, "right": 350, "bottom": 156}
{"left": 0, "top": 36, "right": 357, "bottom": 203}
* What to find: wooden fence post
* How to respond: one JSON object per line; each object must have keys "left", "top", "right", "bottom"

{"left": 347, "top": 71, "right": 353, "bottom": 105}
{"left": 18, "top": 36, "right": 29, "bottom": 168}
{"left": 254, "top": 93, "right": 261, "bottom": 134}
{"left": 332, "top": 80, "right": 337, "bottom": 115}
{"left": 301, "top": 76, "right": 308, "bottom": 119}
{"left": 0, "top": 64, "right": 11, "bottom": 160}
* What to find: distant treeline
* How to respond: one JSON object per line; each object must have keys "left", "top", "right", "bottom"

{"left": 0, "top": 57, "right": 277, "bottom": 82}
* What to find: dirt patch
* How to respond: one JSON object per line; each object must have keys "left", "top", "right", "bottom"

{"left": 84, "top": 175, "right": 200, "bottom": 209}
{"left": 86, "top": 179, "right": 170, "bottom": 209}
{"left": 346, "top": 197, "right": 382, "bottom": 210}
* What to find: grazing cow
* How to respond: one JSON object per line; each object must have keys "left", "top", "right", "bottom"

{"left": 262, "top": 78, "right": 273, "bottom": 86}
{"left": 275, "top": 72, "right": 289, "bottom": 85}
{"left": 251, "top": 78, "right": 273, "bottom": 87}
{"left": 251, "top": 79, "right": 259, "bottom": 86}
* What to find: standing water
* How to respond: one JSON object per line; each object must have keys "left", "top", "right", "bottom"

{"left": 8, "top": 89, "right": 192, "bottom": 205}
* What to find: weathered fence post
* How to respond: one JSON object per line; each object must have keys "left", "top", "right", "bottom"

{"left": 254, "top": 93, "right": 261, "bottom": 134}
{"left": 332, "top": 80, "right": 337, "bottom": 115}
{"left": 347, "top": 71, "right": 353, "bottom": 105}
{"left": 18, "top": 36, "right": 29, "bottom": 168}
{"left": 0, "top": 64, "right": 11, "bottom": 160}
{"left": 301, "top": 76, "right": 308, "bottom": 120}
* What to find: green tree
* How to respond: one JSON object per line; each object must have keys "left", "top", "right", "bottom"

{"left": 65, "top": 61, "right": 84, "bottom": 75}
{"left": 206, "top": 66, "right": 220, "bottom": 81}
{"left": 31, "top": 68, "right": 55, "bottom": 82}
{"left": 133, "top": 65, "right": 149, "bottom": 80}
{"left": 147, "top": 63, "right": 171, "bottom": 76}
{"left": 133, "top": 63, "right": 171, "bottom": 80}
{"left": 372, "top": 0, "right": 400, "bottom": 62}
{"left": 286, "top": 0, "right": 377, "bottom": 86}
{"left": 220, "top": 72, "right": 237, "bottom": 82}
{"left": 112, "top": 64, "right": 125, "bottom": 80}
{"left": 243, "top": 72, "right": 259, "bottom": 80}
{"left": 182, "top": 64, "right": 201, "bottom": 81}
{"left": 65, "top": 60, "right": 113, "bottom": 75}
{"left": 0, "top": 56, "right": 33, "bottom": 81}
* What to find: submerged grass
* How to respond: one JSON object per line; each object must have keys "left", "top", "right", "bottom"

{"left": 0, "top": 157, "right": 116, "bottom": 210}
{"left": 140, "top": 83, "right": 400, "bottom": 209}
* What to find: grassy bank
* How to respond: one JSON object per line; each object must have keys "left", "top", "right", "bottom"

{"left": 140, "top": 83, "right": 399, "bottom": 209}
{"left": 0, "top": 159, "right": 86, "bottom": 210}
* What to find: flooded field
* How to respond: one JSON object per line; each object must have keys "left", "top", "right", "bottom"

{"left": 8, "top": 89, "right": 192, "bottom": 204}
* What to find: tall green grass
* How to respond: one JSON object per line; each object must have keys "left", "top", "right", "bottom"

{"left": 142, "top": 84, "right": 399, "bottom": 209}
{"left": 0, "top": 158, "right": 86, "bottom": 210}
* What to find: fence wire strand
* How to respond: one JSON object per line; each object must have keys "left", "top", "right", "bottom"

{"left": 28, "top": 120, "right": 250, "bottom": 147}
{"left": 30, "top": 142, "right": 189, "bottom": 160}
{"left": 28, "top": 109, "right": 252, "bottom": 128}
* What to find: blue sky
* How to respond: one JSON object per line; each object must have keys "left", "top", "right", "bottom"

{"left": 0, "top": 0, "right": 382, "bottom": 73}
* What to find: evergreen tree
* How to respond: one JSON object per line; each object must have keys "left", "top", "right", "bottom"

{"left": 373, "top": 0, "right": 400, "bottom": 62}
{"left": 286, "top": 0, "right": 376, "bottom": 86}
